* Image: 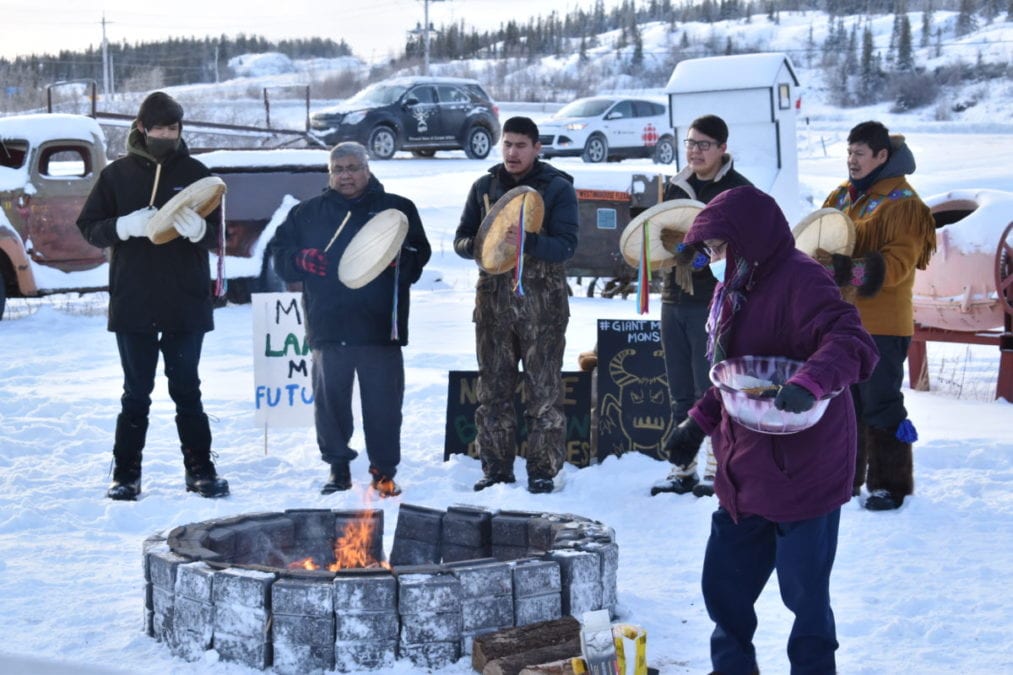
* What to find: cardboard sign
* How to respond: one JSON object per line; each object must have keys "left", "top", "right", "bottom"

{"left": 596, "top": 319, "right": 673, "bottom": 461}
{"left": 252, "top": 292, "right": 314, "bottom": 427}
{"left": 444, "top": 371, "right": 593, "bottom": 467}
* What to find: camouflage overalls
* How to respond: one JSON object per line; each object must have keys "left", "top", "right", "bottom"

{"left": 455, "top": 161, "right": 578, "bottom": 481}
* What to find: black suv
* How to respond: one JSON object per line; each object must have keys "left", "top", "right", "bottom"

{"left": 309, "top": 76, "right": 501, "bottom": 160}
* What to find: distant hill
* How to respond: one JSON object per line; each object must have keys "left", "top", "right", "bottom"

{"left": 2, "top": 4, "right": 1009, "bottom": 138}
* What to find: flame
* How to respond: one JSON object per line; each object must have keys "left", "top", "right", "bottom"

{"left": 287, "top": 557, "right": 320, "bottom": 571}
{"left": 331, "top": 515, "right": 387, "bottom": 571}
{"left": 285, "top": 501, "right": 390, "bottom": 572}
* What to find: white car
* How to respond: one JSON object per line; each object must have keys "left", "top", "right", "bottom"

{"left": 538, "top": 96, "right": 675, "bottom": 164}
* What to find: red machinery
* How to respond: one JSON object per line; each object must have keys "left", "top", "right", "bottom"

{"left": 908, "top": 189, "right": 1013, "bottom": 400}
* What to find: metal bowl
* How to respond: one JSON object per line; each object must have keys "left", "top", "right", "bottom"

{"left": 709, "top": 355, "right": 839, "bottom": 435}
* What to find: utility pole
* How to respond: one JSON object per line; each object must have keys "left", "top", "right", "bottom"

{"left": 419, "top": 0, "right": 446, "bottom": 76}
{"left": 101, "top": 14, "right": 110, "bottom": 97}
{"left": 423, "top": 0, "right": 430, "bottom": 75}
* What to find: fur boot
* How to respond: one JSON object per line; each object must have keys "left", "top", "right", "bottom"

{"left": 853, "top": 420, "right": 868, "bottom": 495}
{"left": 865, "top": 424, "right": 914, "bottom": 509}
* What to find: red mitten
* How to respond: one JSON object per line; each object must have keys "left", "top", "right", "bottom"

{"left": 294, "top": 248, "right": 329, "bottom": 277}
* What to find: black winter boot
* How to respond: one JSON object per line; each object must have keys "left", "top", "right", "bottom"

{"left": 321, "top": 462, "right": 352, "bottom": 494}
{"left": 182, "top": 447, "right": 230, "bottom": 498}
{"left": 177, "top": 414, "right": 229, "bottom": 498}
{"left": 107, "top": 414, "right": 148, "bottom": 501}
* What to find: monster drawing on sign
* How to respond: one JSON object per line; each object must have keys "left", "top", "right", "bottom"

{"left": 412, "top": 107, "right": 433, "bottom": 133}
{"left": 599, "top": 348, "right": 672, "bottom": 457}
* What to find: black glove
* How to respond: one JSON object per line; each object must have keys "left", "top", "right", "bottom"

{"left": 664, "top": 417, "right": 706, "bottom": 468}
{"left": 294, "top": 248, "right": 329, "bottom": 277}
{"left": 774, "top": 384, "right": 816, "bottom": 413}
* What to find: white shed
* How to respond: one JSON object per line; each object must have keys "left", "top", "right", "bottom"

{"left": 665, "top": 52, "right": 801, "bottom": 222}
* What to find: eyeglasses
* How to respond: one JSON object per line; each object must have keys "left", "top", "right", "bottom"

{"left": 330, "top": 164, "right": 365, "bottom": 175}
{"left": 683, "top": 139, "right": 716, "bottom": 151}
{"left": 702, "top": 240, "right": 727, "bottom": 258}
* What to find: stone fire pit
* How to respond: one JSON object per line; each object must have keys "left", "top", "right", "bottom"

{"left": 143, "top": 503, "right": 619, "bottom": 673}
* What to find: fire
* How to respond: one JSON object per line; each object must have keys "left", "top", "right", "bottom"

{"left": 286, "top": 507, "right": 390, "bottom": 572}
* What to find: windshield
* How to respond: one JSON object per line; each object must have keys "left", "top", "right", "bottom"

{"left": 554, "top": 98, "right": 614, "bottom": 119}
{"left": 346, "top": 83, "right": 408, "bottom": 107}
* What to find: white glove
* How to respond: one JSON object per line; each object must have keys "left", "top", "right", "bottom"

{"left": 115, "top": 207, "right": 155, "bottom": 241}
{"left": 173, "top": 207, "right": 206, "bottom": 242}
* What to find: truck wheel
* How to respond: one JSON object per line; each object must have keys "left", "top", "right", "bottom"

{"left": 464, "top": 126, "right": 493, "bottom": 159}
{"left": 582, "top": 134, "right": 608, "bottom": 163}
{"left": 367, "top": 126, "right": 397, "bottom": 160}
{"left": 653, "top": 136, "right": 676, "bottom": 164}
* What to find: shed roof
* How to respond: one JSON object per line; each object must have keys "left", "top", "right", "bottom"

{"left": 665, "top": 52, "right": 799, "bottom": 94}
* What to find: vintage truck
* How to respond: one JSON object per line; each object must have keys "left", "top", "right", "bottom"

{"left": 0, "top": 113, "right": 332, "bottom": 316}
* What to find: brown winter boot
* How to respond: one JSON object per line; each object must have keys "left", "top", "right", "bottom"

{"left": 864, "top": 424, "right": 914, "bottom": 510}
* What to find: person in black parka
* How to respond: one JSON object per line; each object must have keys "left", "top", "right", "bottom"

{"left": 268, "top": 142, "right": 430, "bottom": 498}
{"left": 656, "top": 114, "right": 752, "bottom": 498}
{"left": 78, "top": 91, "right": 228, "bottom": 501}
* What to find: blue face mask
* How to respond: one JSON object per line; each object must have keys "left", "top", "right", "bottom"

{"left": 709, "top": 258, "right": 726, "bottom": 280}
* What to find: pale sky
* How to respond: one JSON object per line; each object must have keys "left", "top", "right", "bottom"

{"left": 1, "top": 0, "right": 610, "bottom": 63}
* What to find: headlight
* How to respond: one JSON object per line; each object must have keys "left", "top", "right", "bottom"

{"left": 344, "top": 110, "right": 367, "bottom": 125}
{"left": 565, "top": 122, "right": 588, "bottom": 131}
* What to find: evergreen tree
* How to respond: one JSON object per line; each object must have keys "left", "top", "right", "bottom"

{"left": 860, "top": 23, "right": 876, "bottom": 100}
{"left": 956, "top": 0, "right": 977, "bottom": 36}
{"left": 897, "top": 11, "right": 914, "bottom": 71}
{"left": 631, "top": 15, "right": 644, "bottom": 66}
{"left": 921, "top": 1, "right": 934, "bottom": 48}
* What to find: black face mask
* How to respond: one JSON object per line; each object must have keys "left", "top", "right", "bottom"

{"left": 145, "top": 135, "right": 180, "bottom": 161}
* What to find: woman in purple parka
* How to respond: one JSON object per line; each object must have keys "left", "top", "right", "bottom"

{"left": 665, "top": 186, "right": 879, "bottom": 675}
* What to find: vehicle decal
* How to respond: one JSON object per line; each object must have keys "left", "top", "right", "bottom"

{"left": 641, "top": 123, "right": 659, "bottom": 147}
{"left": 412, "top": 107, "right": 435, "bottom": 133}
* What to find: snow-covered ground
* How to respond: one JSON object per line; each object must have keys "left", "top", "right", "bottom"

{"left": 2, "top": 105, "right": 1012, "bottom": 674}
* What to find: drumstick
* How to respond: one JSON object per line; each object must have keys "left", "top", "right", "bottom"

{"left": 483, "top": 194, "right": 491, "bottom": 214}
{"left": 323, "top": 211, "right": 352, "bottom": 253}
{"left": 148, "top": 163, "right": 162, "bottom": 208}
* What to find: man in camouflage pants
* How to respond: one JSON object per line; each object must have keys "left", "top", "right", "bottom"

{"left": 454, "top": 116, "right": 579, "bottom": 494}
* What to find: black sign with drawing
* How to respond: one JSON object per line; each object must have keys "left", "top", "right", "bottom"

{"left": 443, "top": 371, "right": 593, "bottom": 468}
{"left": 596, "top": 319, "right": 673, "bottom": 461}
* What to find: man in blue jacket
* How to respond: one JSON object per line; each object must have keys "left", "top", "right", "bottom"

{"left": 268, "top": 142, "right": 430, "bottom": 497}
{"left": 667, "top": 186, "right": 878, "bottom": 674}
{"left": 454, "top": 116, "right": 579, "bottom": 494}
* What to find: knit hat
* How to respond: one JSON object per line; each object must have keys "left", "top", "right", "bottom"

{"left": 690, "top": 114, "right": 728, "bottom": 145}
{"left": 136, "top": 92, "right": 184, "bottom": 130}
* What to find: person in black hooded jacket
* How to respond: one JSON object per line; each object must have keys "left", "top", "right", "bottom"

{"left": 268, "top": 141, "right": 430, "bottom": 498}
{"left": 77, "top": 91, "right": 229, "bottom": 501}
{"left": 454, "top": 116, "right": 579, "bottom": 495}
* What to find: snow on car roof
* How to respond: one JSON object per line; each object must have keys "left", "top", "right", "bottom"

{"left": 0, "top": 113, "right": 105, "bottom": 144}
